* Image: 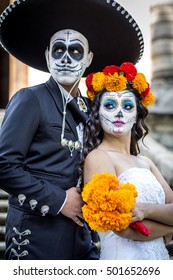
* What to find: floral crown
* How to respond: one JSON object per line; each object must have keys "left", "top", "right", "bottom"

{"left": 85, "top": 62, "right": 155, "bottom": 107}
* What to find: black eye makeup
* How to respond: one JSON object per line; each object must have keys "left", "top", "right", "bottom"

{"left": 52, "top": 42, "right": 66, "bottom": 59}
{"left": 51, "top": 42, "right": 84, "bottom": 61}
{"left": 68, "top": 43, "right": 84, "bottom": 61}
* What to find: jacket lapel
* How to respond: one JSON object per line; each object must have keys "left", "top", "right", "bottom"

{"left": 45, "top": 77, "right": 89, "bottom": 139}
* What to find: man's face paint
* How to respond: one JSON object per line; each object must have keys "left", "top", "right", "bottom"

{"left": 46, "top": 29, "right": 93, "bottom": 86}
{"left": 99, "top": 91, "right": 137, "bottom": 136}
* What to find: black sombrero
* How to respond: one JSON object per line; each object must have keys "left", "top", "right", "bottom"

{"left": 0, "top": 0, "right": 144, "bottom": 76}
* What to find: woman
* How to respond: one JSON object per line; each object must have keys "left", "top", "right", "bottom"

{"left": 81, "top": 62, "right": 173, "bottom": 259}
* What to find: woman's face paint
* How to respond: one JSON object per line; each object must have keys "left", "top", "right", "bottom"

{"left": 99, "top": 91, "right": 137, "bottom": 136}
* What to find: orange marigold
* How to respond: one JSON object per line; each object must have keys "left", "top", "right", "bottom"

{"left": 142, "top": 91, "right": 155, "bottom": 107}
{"left": 92, "top": 72, "right": 106, "bottom": 92}
{"left": 87, "top": 90, "right": 96, "bottom": 101}
{"left": 105, "top": 73, "right": 127, "bottom": 92}
{"left": 132, "top": 73, "right": 148, "bottom": 93}
{"left": 82, "top": 172, "right": 137, "bottom": 232}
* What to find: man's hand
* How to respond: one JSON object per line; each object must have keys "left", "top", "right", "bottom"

{"left": 61, "top": 187, "right": 84, "bottom": 226}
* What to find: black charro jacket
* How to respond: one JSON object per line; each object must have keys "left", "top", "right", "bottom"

{"left": 0, "top": 77, "right": 98, "bottom": 260}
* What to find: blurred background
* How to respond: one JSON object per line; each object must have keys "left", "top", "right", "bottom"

{"left": 0, "top": 0, "right": 173, "bottom": 258}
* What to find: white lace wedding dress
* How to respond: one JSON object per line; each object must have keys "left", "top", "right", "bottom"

{"left": 98, "top": 167, "right": 170, "bottom": 260}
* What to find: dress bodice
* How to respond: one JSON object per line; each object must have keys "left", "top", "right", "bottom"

{"left": 118, "top": 167, "right": 165, "bottom": 204}
{"left": 98, "top": 167, "right": 170, "bottom": 260}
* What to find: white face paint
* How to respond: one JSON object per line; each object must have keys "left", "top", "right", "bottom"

{"left": 99, "top": 91, "right": 137, "bottom": 136}
{"left": 45, "top": 29, "right": 93, "bottom": 86}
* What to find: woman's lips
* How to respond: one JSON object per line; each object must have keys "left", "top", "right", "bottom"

{"left": 113, "top": 120, "right": 124, "bottom": 127}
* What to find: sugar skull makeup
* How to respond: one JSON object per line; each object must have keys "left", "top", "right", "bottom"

{"left": 46, "top": 29, "right": 93, "bottom": 86}
{"left": 99, "top": 91, "right": 137, "bottom": 136}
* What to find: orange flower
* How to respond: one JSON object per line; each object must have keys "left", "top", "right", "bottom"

{"left": 132, "top": 73, "right": 148, "bottom": 93}
{"left": 92, "top": 72, "right": 106, "bottom": 92}
{"left": 105, "top": 73, "right": 127, "bottom": 92}
{"left": 82, "top": 172, "right": 137, "bottom": 232}
{"left": 142, "top": 91, "right": 155, "bottom": 107}
{"left": 87, "top": 90, "right": 96, "bottom": 101}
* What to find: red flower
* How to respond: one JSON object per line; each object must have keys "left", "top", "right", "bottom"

{"left": 130, "top": 221, "right": 151, "bottom": 236}
{"left": 120, "top": 62, "right": 137, "bottom": 81}
{"left": 141, "top": 82, "right": 150, "bottom": 98}
{"left": 103, "top": 65, "right": 119, "bottom": 75}
{"left": 86, "top": 73, "right": 94, "bottom": 91}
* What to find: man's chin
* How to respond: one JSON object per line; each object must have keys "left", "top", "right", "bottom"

{"left": 55, "top": 77, "right": 79, "bottom": 87}
{"left": 55, "top": 74, "right": 81, "bottom": 85}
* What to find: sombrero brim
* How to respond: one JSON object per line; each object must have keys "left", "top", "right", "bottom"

{"left": 0, "top": 0, "right": 144, "bottom": 76}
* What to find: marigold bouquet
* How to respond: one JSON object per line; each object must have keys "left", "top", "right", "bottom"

{"left": 82, "top": 172, "right": 150, "bottom": 236}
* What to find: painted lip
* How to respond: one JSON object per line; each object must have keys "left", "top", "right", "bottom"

{"left": 57, "top": 68, "right": 81, "bottom": 73}
{"left": 53, "top": 65, "right": 82, "bottom": 72}
{"left": 113, "top": 120, "right": 125, "bottom": 127}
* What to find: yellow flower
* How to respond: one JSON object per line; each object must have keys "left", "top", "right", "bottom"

{"left": 142, "top": 91, "right": 155, "bottom": 107}
{"left": 132, "top": 73, "right": 148, "bottom": 93}
{"left": 87, "top": 90, "right": 96, "bottom": 101}
{"left": 105, "top": 73, "right": 127, "bottom": 92}
{"left": 92, "top": 72, "right": 106, "bottom": 92}
{"left": 82, "top": 172, "right": 137, "bottom": 232}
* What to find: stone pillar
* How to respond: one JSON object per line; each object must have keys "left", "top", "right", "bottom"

{"left": 151, "top": 3, "right": 173, "bottom": 81}
{"left": 148, "top": 2, "right": 173, "bottom": 150}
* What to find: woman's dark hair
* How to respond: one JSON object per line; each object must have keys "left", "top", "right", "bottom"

{"left": 78, "top": 86, "right": 149, "bottom": 178}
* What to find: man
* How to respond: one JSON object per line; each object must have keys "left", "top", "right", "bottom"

{"left": 0, "top": 0, "right": 144, "bottom": 259}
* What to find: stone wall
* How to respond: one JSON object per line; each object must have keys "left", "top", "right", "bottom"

{"left": 150, "top": 3, "right": 173, "bottom": 151}
{"left": 147, "top": 112, "right": 173, "bottom": 151}
{"left": 140, "top": 135, "right": 173, "bottom": 189}
{"left": 150, "top": 3, "right": 173, "bottom": 81}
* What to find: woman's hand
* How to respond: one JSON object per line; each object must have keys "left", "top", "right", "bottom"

{"left": 131, "top": 203, "right": 147, "bottom": 223}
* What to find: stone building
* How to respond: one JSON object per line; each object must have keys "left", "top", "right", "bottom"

{"left": 150, "top": 1, "right": 173, "bottom": 150}
{"left": 140, "top": 1, "right": 173, "bottom": 189}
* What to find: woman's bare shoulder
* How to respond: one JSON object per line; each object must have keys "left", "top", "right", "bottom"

{"left": 84, "top": 148, "right": 115, "bottom": 175}
{"left": 139, "top": 155, "right": 153, "bottom": 169}
{"left": 85, "top": 148, "right": 112, "bottom": 166}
